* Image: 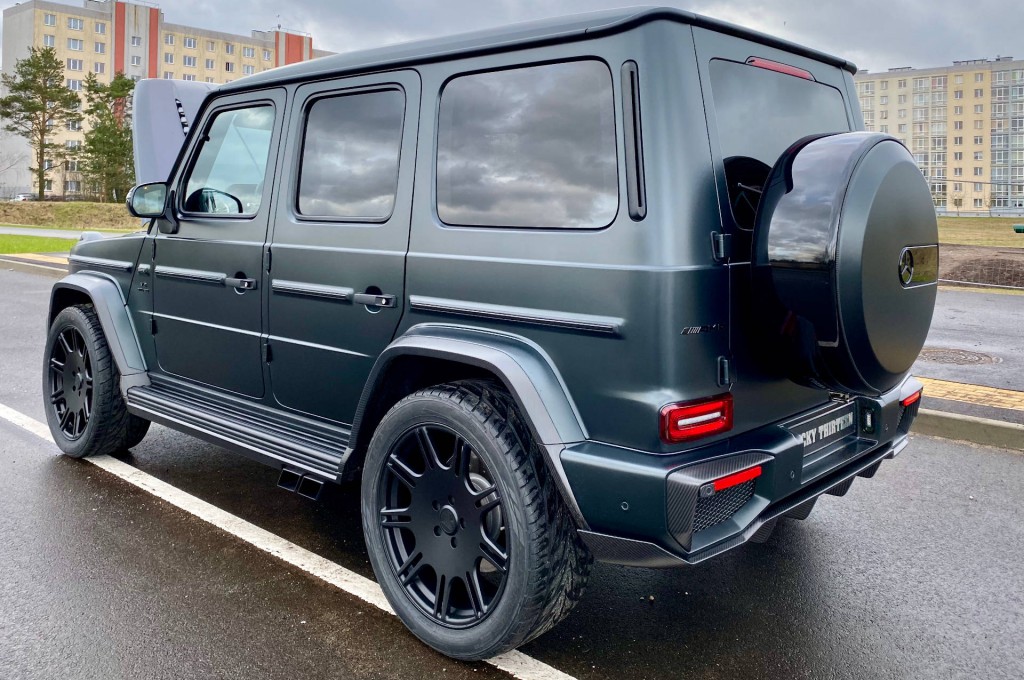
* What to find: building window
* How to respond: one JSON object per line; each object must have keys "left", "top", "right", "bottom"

{"left": 243, "top": 64, "right": 255, "bottom": 75}
{"left": 68, "top": 38, "right": 83, "bottom": 51}
{"left": 974, "top": 182, "right": 984, "bottom": 191}
{"left": 975, "top": 73, "right": 985, "bottom": 82}
{"left": 43, "top": 34, "right": 55, "bottom": 47}
{"left": 95, "top": 42, "right": 105, "bottom": 54}
{"left": 880, "top": 110, "right": 888, "bottom": 119}
{"left": 184, "top": 37, "right": 197, "bottom": 49}
{"left": 44, "top": 180, "right": 53, "bottom": 191}
{"left": 975, "top": 151, "right": 984, "bottom": 161}
{"left": 44, "top": 13, "right": 56, "bottom": 26}
{"left": 131, "top": 55, "right": 142, "bottom": 66}
{"left": 43, "top": 158, "right": 54, "bottom": 170}
{"left": 131, "top": 36, "right": 142, "bottom": 47}
{"left": 297, "top": 90, "right": 404, "bottom": 218}
{"left": 225, "top": 43, "right": 235, "bottom": 55}
{"left": 954, "top": 120, "right": 963, "bottom": 130}
{"left": 932, "top": 76, "right": 946, "bottom": 88}
{"left": 224, "top": 62, "right": 235, "bottom": 73}
{"left": 183, "top": 56, "right": 196, "bottom": 67}
{"left": 65, "top": 180, "right": 81, "bottom": 193}
{"left": 975, "top": 104, "right": 984, "bottom": 114}
{"left": 954, "top": 105, "right": 963, "bottom": 115}
{"left": 974, "top": 136, "right": 984, "bottom": 145}
{"left": 94, "top": 62, "right": 105, "bottom": 74}
{"left": 954, "top": 90, "right": 963, "bottom": 99}
{"left": 68, "top": 17, "right": 83, "bottom": 30}
{"left": 954, "top": 152, "right": 963, "bottom": 160}
{"left": 207, "top": 40, "right": 216, "bottom": 51}
{"left": 164, "top": 53, "right": 174, "bottom": 64}
{"left": 880, "top": 96, "right": 888, "bottom": 105}
{"left": 954, "top": 167, "right": 963, "bottom": 177}
{"left": 95, "top": 21, "right": 106, "bottom": 34}
{"left": 65, "top": 159, "right": 79, "bottom": 172}
{"left": 164, "top": 34, "right": 174, "bottom": 45}
{"left": 974, "top": 88, "right": 984, "bottom": 97}
{"left": 67, "top": 119, "right": 81, "bottom": 131}
{"left": 66, "top": 58, "right": 83, "bottom": 71}
{"left": 205, "top": 77, "right": 215, "bottom": 83}
{"left": 880, "top": 80, "right": 889, "bottom": 91}
{"left": 880, "top": 125, "right": 888, "bottom": 133}
{"left": 183, "top": 74, "right": 196, "bottom": 81}
{"left": 66, "top": 140, "right": 81, "bottom": 150}
{"left": 899, "top": 124, "right": 908, "bottom": 133}
{"left": 954, "top": 136, "right": 963, "bottom": 145}
{"left": 975, "top": 120, "right": 984, "bottom": 129}
{"left": 974, "top": 167, "right": 983, "bottom": 176}
{"left": 954, "top": 75, "right": 964, "bottom": 85}
{"left": 164, "top": 72, "right": 174, "bottom": 79}
{"left": 67, "top": 79, "right": 82, "bottom": 91}
{"left": 898, "top": 94, "right": 907, "bottom": 104}
{"left": 205, "top": 59, "right": 215, "bottom": 69}
{"left": 243, "top": 46, "right": 255, "bottom": 58}
{"left": 898, "top": 79, "right": 907, "bottom": 89}
{"left": 898, "top": 109, "right": 907, "bottom": 119}
{"left": 437, "top": 60, "right": 618, "bottom": 229}
{"left": 263, "top": 49, "right": 271, "bottom": 61}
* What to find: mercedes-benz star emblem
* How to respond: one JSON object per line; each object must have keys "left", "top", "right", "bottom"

{"left": 898, "top": 249, "right": 915, "bottom": 287}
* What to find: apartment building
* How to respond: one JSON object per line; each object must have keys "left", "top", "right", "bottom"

{"left": 855, "top": 57, "right": 1024, "bottom": 215}
{"left": 0, "top": 0, "right": 329, "bottom": 197}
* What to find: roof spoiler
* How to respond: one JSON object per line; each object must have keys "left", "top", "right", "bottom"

{"left": 132, "top": 79, "right": 217, "bottom": 185}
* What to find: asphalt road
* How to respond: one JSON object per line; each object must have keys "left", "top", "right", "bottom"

{"left": 1, "top": 267, "right": 1023, "bottom": 679}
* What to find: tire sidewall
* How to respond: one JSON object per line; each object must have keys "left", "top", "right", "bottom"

{"left": 360, "top": 390, "right": 534, "bottom": 659}
{"left": 43, "top": 306, "right": 116, "bottom": 458}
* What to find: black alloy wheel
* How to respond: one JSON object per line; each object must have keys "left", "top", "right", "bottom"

{"left": 48, "top": 326, "right": 93, "bottom": 440}
{"left": 378, "top": 424, "right": 508, "bottom": 627}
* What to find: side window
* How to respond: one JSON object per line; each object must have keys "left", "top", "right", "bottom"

{"left": 297, "top": 89, "right": 404, "bottom": 219}
{"left": 182, "top": 104, "right": 275, "bottom": 215}
{"left": 437, "top": 60, "right": 618, "bottom": 229}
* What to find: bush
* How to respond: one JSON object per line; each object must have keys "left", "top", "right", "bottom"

{"left": 0, "top": 201, "right": 140, "bottom": 231}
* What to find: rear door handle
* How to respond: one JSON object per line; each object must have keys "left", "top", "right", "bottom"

{"left": 225, "top": 276, "right": 257, "bottom": 291}
{"left": 353, "top": 293, "right": 396, "bottom": 308}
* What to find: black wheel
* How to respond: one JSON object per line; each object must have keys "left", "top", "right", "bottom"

{"left": 43, "top": 304, "right": 150, "bottom": 458}
{"left": 361, "top": 380, "right": 591, "bottom": 660}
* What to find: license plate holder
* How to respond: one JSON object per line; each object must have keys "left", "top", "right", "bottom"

{"left": 788, "top": 401, "right": 858, "bottom": 463}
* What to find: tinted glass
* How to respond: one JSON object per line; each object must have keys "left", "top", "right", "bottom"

{"left": 183, "top": 105, "right": 274, "bottom": 215}
{"left": 709, "top": 59, "right": 850, "bottom": 229}
{"left": 298, "top": 89, "right": 404, "bottom": 219}
{"left": 437, "top": 60, "right": 618, "bottom": 228}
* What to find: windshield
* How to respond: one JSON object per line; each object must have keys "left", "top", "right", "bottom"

{"left": 709, "top": 59, "right": 851, "bottom": 229}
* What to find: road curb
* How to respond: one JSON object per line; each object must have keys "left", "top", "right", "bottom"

{"left": 915, "top": 408, "right": 1024, "bottom": 452}
{"left": 0, "top": 257, "right": 65, "bottom": 279}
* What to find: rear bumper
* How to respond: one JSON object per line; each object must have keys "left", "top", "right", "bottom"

{"left": 561, "top": 378, "right": 922, "bottom": 567}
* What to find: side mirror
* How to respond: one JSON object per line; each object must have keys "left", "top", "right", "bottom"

{"left": 127, "top": 182, "right": 168, "bottom": 218}
{"left": 127, "top": 182, "right": 178, "bottom": 234}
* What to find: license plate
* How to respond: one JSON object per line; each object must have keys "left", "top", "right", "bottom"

{"left": 789, "top": 402, "right": 857, "bottom": 458}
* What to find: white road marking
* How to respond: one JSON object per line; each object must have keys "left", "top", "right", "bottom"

{"left": 0, "top": 403, "right": 577, "bottom": 680}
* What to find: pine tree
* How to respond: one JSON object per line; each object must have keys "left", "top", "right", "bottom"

{"left": 80, "top": 72, "right": 136, "bottom": 202}
{"left": 0, "top": 47, "right": 82, "bottom": 199}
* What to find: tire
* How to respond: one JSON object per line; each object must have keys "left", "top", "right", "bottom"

{"left": 43, "top": 304, "right": 150, "bottom": 458}
{"left": 360, "top": 380, "right": 591, "bottom": 660}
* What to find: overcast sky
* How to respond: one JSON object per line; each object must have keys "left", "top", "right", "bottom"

{"left": 7, "top": 0, "right": 1021, "bottom": 73}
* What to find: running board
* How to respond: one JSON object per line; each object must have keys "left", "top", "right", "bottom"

{"left": 126, "top": 379, "right": 350, "bottom": 480}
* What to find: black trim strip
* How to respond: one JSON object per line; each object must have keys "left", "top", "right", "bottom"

{"left": 621, "top": 60, "right": 646, "bottom": 221}
{"left": 68, "top": 255, "right": 134, "bottom": 273}
{"left": 271, "top": 279, "right": 354, "bottom": 301}
{"left": 154, "top": 265, "right": 226, "bottom": 285}
{"left": 409, "top": 295, "right": 622, "bottom": 335}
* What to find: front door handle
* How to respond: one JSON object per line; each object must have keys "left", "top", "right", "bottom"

{"left": 353, "top": 293, "right": 396, "bottom": 308}
{"left": 225, "top": 276, "right": 257, "bottom": 291}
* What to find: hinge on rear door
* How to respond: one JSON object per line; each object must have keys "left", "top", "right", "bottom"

{"left": 717, "top": 356, "right": 733, "bottom": 388}
{"left": 150, "top": 316, "right": 157, "bottom": 335}
{"left": 711, "top": 232, "right": 732, "bottom": 262}
{"left": 265, "top": 246, "right": 272, "bottom": 272}
{"left": 262, "top": 340, "right": 273, "bottom": 363}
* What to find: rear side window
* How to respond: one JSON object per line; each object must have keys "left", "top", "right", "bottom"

{"left": 297, "top": 89, "right": 405, "bottom": 219}
{"left": 437, "top": 60, "right": 618, "bottom": 229}
{"left": 709, "top": 59, "right": 850, "bottom": 228}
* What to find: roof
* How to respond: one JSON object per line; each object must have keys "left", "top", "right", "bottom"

{"left": 219, "top": 6, "right": 856, "bottom": 93}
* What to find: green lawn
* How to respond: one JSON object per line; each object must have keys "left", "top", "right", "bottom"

{"left": 0, "top": 234, "right": 77, "bottom": 254}
{"left": 938, "top": 217, "right": 1024, "bottom": 248}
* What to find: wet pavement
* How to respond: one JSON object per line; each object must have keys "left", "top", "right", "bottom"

{"left": 2, "top": 267, "right": 1023, "bottom": 679}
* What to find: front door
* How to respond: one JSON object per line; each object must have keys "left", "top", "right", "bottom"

{"left": 267, "top": 72, "right": 420, "bottom": 423}
{"left": 151, "top": 91, "right": 284, "bottom": 398}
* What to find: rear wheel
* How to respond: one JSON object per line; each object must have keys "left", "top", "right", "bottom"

{"left": 361, "top": 380, "right": 590, "bottom": 660}
{"left": 43, "top": 304, "right": 150, "bottom": 458}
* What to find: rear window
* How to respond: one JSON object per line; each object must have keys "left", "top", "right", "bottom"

{"left": 709, "top": 59, "right": 850, "bottom": 228}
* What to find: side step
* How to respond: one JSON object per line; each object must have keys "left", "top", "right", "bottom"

{"left": 126, "top": 378, "right": 350, "bottom": 481}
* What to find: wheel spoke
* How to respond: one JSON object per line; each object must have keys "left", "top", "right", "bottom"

{"left": 380, "top": 506, "right": 411, "bottom": 528}
{"left": 49, "top": 389, "right": 64, "bottom": 404}
{"left": 49, "top": 357, "right": 65, "bottom": 372}
{"left": 58, "top": 408, "right": 71, "bottom": 431}
{"left": 471, "top": 482, "right": 497, "bottom": 500}
{"left": 83, "top": 398, "right": 91, "bottom": 420}
{"left": 416, "top": 427, "right": 443, "bottom": 470}
{"left": 58, "top": 332, "right": 73, "bottom": 356}
{"left": 466, "top": 570, "right": 487, "bottom": 618}
{"left": 433, "top": 575, "right": 451, "bottom": 620}
{"left": 386, "top": 454, "right": 421, "bottom": 490}
{"left": 395, "top": 550, "right": 422, "bottom": 580}
{"left": 476, "top": 494, "right": 502, "bottom": 518}
{"left": 452, "top": 437, "right": 471, "bottom": 479}
{"left": 479, "top": 534, "right": 508, "bottom": 573}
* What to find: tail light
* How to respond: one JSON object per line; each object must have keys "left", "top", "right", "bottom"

{"left": 660, "top": 394, "right": 733, "bottom": 443}
{"left": 901, "top": 389, "right": 922, "bottom": 407}
{"left": 746, "top": 57, "right": 814, "bottom": 81}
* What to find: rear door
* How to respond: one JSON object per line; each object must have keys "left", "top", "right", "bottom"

{"left": 266, "top": 71, "right": 420, "bottom": 424}
{"left": 151, "top": 91, "right": 284, "bottom": 398}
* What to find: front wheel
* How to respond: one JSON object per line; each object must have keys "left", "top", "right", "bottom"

{"left": 361, "top": 380, "right": 591, "bottom": 660}
{"left": 43, "top": 304, "right": 150, "bottom": 458}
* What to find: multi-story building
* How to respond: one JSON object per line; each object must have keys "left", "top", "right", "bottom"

{"left": 0, "top": 0, "right": 329, "bottom": 197}
{"left": 855, "top": 57, "right": 1024, "bottom": 215}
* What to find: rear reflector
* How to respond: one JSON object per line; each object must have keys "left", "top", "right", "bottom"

{"left": 901, "top": 389, "right": 923, "bottom": 407}
{"left": 746, "top": 57, "right": 814, "bottom": 81}
{"left": 713, "top": 465, "right": 762, "bottom": 492}
{"left": 660, "top": 394, "right": 733, "bottom": 443}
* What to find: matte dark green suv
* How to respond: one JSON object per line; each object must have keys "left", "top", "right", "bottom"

{"left": 43, "top": 7, "right": 937, "bottom": 660}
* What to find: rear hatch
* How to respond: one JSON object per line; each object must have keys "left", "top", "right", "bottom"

{"left": 692, "top": 29, "right": 859, "bottom": 434}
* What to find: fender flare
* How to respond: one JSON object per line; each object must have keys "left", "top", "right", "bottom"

{"left": 48, "top": 273, "right": 149, "bottom": 389}
{"left": 347, "top": 323, "right": 589, "bottom": 526}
